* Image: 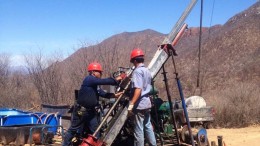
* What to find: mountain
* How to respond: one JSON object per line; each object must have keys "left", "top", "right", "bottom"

{"left": 62, "top": 2, "right": 260, "bottom": 99}
{"left": 175, "top": 1, "right": 260, "bottom": 94}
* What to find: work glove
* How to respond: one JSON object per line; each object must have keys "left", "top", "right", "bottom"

{"left": 127, "top": 103, "right": 134, "bottom": 117}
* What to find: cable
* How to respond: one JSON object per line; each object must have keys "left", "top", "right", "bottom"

{"left": 37, "top": 113, "right": 46, "bottom": 124}
{"left": 42, "top": 112, "right": 60, "bottom": 134}
{"left": 196, "top": 0, "right": 203, "bottom": 92}
{"left": 43, "top": 112, "right": 59, "bottom": 124}
{"left": 208, "top": 0, "right": 216, "bottom": 38}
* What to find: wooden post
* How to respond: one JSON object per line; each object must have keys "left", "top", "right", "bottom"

{"left": 211, "top": 141, "right": 216, "bottom": 146}
{"left": 217, "top": 136, "right": 223, "bottom": 146}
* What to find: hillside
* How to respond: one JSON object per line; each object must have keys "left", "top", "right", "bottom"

{"left": 0, "top": 1, "right": 259, "bottom": 130}
{"left": 63, "top": 2, "right": 259, "bottom": 100}
{"left": 175, "top": 1, "right": 260, "bottom": 96}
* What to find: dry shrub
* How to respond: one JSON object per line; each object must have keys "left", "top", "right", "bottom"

{"left": 208, "top": 81, "right": 260, "bottom": 127}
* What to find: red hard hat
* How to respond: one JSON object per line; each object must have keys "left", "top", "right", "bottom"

{"left": 87, "top": 62, "right": 103, "bottom": 72}
{"left": 130, "top": 48, "right": 144, "bottom": 61}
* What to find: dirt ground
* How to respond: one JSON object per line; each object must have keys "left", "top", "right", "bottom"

{"left": 207, "top": 125, "right": 260, "bottom": 146}
{"left": 1, "top": 126, "right": 260, "bottom": 146}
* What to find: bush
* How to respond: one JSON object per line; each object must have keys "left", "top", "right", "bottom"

{"left": 209, "top": 82, "right": 260, "bottom": 127}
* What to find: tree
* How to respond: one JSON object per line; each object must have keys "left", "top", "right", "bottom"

{"left": 25, "top": 50, "right": 64, "bottom": 105}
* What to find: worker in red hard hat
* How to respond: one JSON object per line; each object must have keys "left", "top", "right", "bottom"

{"left": 130, "top": 48, "right": 145, "bottom": 63}
{"left": 63, "top": 62, "right": 123, "bottom": 146}
{"left": 87, "top": 62, "right": 103, "bottom": 78}
{"left": 128, "top": 48, "right": 157, "bottom": 146}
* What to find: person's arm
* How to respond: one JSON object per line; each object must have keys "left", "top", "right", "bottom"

{"left": 128, "top": 88, "right": 142, "bottom": 111}
{"left": 98, "top": 87, "right": 123, "bottom": 99}
{"left": 130, "top": 88, "right": 141, "bottom": 105}
{"left": 89, "top": 76, "right": 122, "bottom": 86}
{"left": 98, "top": 87, "right": 107, "bottom": 97}
{"left": 128, "top": 70, "right": 143, "bottom": 111}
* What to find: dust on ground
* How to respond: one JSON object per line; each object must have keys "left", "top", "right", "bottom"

{"left": 207, "top": 125, "right": 260, "bottom": 146}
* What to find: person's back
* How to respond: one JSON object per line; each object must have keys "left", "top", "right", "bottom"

{"left": 131, "top": 63, "right": 152, "bottom": 110}
{"left": 78, "top": 75, "right": 107, "bottom": 108}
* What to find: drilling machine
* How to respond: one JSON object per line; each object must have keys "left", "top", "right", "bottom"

{"left": 78, "top": 0, "right": 209, "bottom": 146}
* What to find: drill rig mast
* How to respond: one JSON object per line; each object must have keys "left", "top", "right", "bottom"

{"left": 79, "top": 0, "right": 206, "bottom": 146}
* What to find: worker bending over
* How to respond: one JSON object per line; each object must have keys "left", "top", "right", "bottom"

{"left": 62, "top": 62, "right": 122, "bottom": 146}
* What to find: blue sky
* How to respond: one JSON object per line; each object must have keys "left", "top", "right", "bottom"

{"left": 0, "top": 0, "right": 258, "bottom": 66}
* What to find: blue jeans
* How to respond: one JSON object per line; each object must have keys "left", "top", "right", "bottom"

{"left": 133, "top": 109, "right": 156, "bottom": 146}
{"left": 62, "top": 107, "right": 99, "bottom": 146}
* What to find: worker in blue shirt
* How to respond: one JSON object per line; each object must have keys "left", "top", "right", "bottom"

{"left": 62, "top": 62, "right": 123, "bottom": 146}
{"left": 128, "top": 48, "right": 157, "bottom": 146}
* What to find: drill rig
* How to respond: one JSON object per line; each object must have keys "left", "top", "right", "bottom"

{"left": 79, "top": 0, "right": 209, "bottom": 145}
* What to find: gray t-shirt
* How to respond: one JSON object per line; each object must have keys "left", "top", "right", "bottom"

{"left": 131, "top": 63, "right": 152, "bottom": 109}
